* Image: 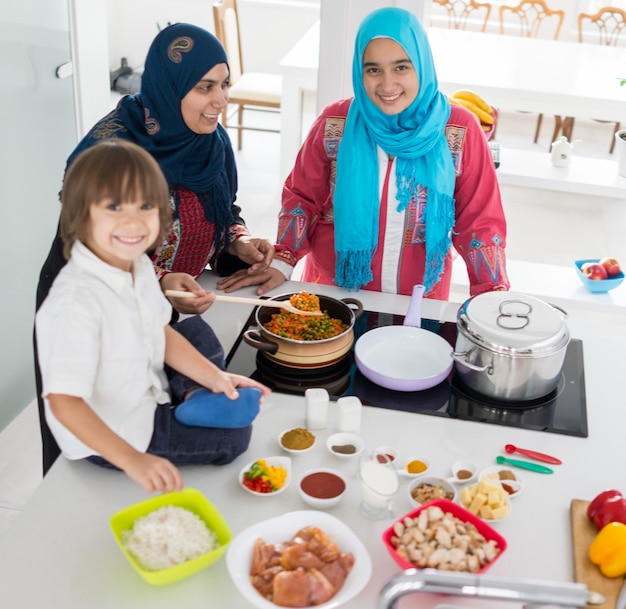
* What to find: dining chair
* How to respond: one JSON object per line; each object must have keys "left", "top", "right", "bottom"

{"left": 431, "top": 0, "right": 492, "bottom": 32}
{"left": 567, "top": 7, "right": 626, "bottom": 153}
{"left": 498, "top": 0, "right": 565, "bottom": 145}
{"left": 212, "top": 0, "right": 282, "bottom": 150}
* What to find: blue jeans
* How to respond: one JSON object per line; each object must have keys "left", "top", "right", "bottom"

{"left": 87, "top": 316, "right": 252, "bottom": 469}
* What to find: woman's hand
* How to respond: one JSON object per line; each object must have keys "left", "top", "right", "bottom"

{"left": 160, "top": 273, "right": 216, "bottom": 314}
{"left": 216, "top": 267, "right": 287, "bottom": 295}
{"left": 227, "top": 236, "right": 274, "bottom": 273}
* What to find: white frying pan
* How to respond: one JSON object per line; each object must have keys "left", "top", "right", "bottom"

{"left": 354, "top": 285, "right": 453, "bottom": 392}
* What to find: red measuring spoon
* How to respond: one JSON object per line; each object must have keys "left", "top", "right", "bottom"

{"left": 504, "top": 444, "right": 562, "bottom": 465}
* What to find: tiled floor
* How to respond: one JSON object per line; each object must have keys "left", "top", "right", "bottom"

{"left": 0, "top": 105, "right": 617, "bottom": 539}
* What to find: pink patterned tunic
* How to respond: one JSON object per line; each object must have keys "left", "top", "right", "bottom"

{"left": 274, "top": 99, "right": 509, "bottom": 299}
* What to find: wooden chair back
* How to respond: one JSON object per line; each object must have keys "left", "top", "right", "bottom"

{"left": 213, "top": 0, "right": 244, "bottom": 84}
{"left": 499, "top": 0, "right": 564, "bottom": 40}
{"left": 578, "top": 6, "right": 626, "bottom": 46}
{"left": 431, "top": 0, "right": 492, "bottom": 32}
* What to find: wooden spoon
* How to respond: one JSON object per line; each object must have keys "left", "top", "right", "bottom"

{"left": 164, "top": 290, "right": 322, "bottom": 316}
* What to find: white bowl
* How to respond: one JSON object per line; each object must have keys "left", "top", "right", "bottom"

{"left": 226, "top": 510, "right": 372, "bottom": 609}
{"left": 373, "top": 445, "right": 398, "bottom": 464}
{"left": 278, "top": 427, "right": 316, "bottom": 454}
{"left": 239, "top": 456, "right": 291, "bottom": 497}
{"left": 449, "top": 460, "right": 478, "bottom": 484}
{"left": 299, "top": 468, "right": 347, "bottom": 509}
{"left": 399, "top": 455, "right": 431, "bottom": 478}
{"left": 479, "top": 465, "right": 524, "bottom": 499}
{"left": 326, "top": 432, "right": 365, "bottom": 459}
{"left": 407, "top": 475, "right": 458, "bottom": 508}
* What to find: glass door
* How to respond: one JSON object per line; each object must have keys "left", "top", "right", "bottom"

{"left": 0, "top": 0, "right": 77, "bottom": 431}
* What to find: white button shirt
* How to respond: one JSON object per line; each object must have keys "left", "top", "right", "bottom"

{"left": 36, "top": 241, "right": 172, "bottom": 459}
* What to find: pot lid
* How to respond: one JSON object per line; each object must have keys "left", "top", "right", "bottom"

{"left": 458, "top": 291, "right": 569, "bottom": 351}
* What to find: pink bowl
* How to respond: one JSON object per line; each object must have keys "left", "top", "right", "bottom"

{"left": 483, "top": 106, "right": 498, "bottom": 141}
{"left": 382, "top": 499, "right": 507, "bottom": 574}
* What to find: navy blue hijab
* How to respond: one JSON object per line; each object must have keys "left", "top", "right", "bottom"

{"left": 68, "top": 23, "right": 236, "bottom": 245}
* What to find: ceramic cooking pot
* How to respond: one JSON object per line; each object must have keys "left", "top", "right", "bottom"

{"left": 452, "top": 291, "right": 570, "bottom": 402}
{"left": 242, "top": 293, "right": 363, "bottom": 368}
{"left": 353, "top": 285, "right": 454, "bottom": 392}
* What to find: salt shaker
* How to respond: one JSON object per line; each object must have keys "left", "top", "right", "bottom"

{"left": 337, "top": 396, "right": 362, "bottom": 433}
{"left": 305, "top": 387, "right": 329, "bottom": 430}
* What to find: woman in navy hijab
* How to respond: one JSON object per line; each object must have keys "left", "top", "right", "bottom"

{"left": 35, "top": 23, "right": 273, "bottom": 474}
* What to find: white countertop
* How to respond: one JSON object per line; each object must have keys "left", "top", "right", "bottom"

{"left": 2, "top": 272, "right": 625, "bottom": 608}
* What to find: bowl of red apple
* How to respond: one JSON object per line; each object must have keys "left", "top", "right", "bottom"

{"left": 574, "top": 258, "right": 624, "bottom": 293}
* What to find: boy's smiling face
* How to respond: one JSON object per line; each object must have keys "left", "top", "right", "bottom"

{"left": 85, "top": 198, "right": 160, "bottom": 271}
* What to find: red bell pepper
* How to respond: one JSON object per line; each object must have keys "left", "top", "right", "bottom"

{"left": 587, "top": 489, "right": 626, "bottom": 530}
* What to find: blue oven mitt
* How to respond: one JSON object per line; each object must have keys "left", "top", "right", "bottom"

{"left": 174, "top": 387, "right": 262, "bottom": 429}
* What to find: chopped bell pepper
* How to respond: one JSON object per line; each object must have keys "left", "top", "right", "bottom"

{"left": 587, "top": 489, "right": 626, "bottom": 530}
{"left": 589, "top": 521, "right": 626, "bottom": 578}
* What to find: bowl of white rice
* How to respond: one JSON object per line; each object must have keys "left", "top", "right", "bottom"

{"left": 110, "top": 488, "right": 232, "bottom": 585}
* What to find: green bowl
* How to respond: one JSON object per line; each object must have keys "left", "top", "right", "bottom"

{"left": 109, "top": 488, "right": 232, "bottom": 586}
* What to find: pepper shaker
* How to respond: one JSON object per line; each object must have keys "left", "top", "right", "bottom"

{"left": 337, "top": 396, "right": 362, "bottom": 433}
{"left": 305, "top": 387, "right": 329, "bottom": 430}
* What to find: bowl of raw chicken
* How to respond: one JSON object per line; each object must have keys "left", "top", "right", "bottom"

{"left": 226, "top": 510, "right": 372, "bottom": 609}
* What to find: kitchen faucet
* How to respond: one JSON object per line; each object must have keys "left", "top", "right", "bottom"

{"left": 377, "top": 569, "right": 604, "bottom": 609}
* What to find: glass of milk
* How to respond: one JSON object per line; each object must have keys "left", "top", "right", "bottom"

{"left": 357, "top": 449, "right": 400, "bottom": 520}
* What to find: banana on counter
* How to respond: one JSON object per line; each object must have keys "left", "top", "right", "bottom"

{"left": 448, "top": 89, "right": 496, "bottom": 134}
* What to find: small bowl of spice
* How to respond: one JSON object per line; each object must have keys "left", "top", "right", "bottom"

{"left": 448, "top": 460, "right": 478, "bottom": 484}
{"left": 400, "top": 455, "right": 431, "bottom": 478}
{"left": 279, "top": 427, "right": 316, "bottom": 453}
{"left": 374, "top": 446, "right": 398, "bottom": 464}
{"left": 408, "top": 476, "right": 457, "bottom": 508}
{"left": 479, "top": 466, "right": 524, "bottom": 499}
{"left": 326, "top": 432, "right": 365, "bottom": 459}
{"left": 299, "top": 468, "right": 347, "bottom": 509}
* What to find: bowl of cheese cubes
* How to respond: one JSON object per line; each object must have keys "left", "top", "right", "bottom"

{"left": 459, "top": 471, "right": 511, "bottom": 522}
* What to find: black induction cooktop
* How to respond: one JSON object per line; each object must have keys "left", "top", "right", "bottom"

{"left": 225, "top": 308, "right": 588, "bottom": 438}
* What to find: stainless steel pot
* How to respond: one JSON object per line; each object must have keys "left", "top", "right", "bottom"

{"left": 451, "top": 291, "right": 570, "bottom": 402}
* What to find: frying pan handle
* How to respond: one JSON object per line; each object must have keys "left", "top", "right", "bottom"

{"left": 452, "top": 350, "right": 492, "bottom": 373}
{"left": 340, "top": 298, "right": 364, "bottom": 321}
{"left": 242, "top": 330, "right": 279, "bottom": 354}
{"left": 404, "top": 284, "right": 424, "bottom": 328}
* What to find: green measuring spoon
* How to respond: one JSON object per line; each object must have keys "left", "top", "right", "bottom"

{"left": 496, "top": 455, "right": 554, "bottom": 474}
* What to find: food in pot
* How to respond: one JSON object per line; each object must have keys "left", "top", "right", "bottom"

{"left": 250, "top": 525, "right": 355, "bottom": 607}
{"left": 242, "top": 459, "right": 288, "bottom": 494}
{"left": 460, "top": 477, "right": 510, "bottom": 520}
{"left": 411, "top": 481, "right": 454, "bottom": 504}
{"left": 263, "top": 291, "right": 348, "bottom": 341}
{"left": 389, "top": 505, "right": 501, "bottom": 572}
{"left": 281, "top": 427, "right": 315, "bottom": 450}
{"left": 122, "top": 505, "right": 218, "bottom": 571}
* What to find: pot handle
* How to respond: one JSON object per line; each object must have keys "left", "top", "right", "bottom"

{"left": 242, "top": 329, "right": 279, "bottom": 354}
{"left": 452, "top": 350, "right": 493, "bottom": 374}
{"left": 340, "top": 297, "right": 364, "bottom": 321}
{"left": 549, "top": 303, "right": 568, "bottom": 320}
{"left": 404, "top": 284, "right": 424, "bottom": 328}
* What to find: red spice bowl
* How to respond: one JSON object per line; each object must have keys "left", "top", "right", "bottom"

{"left": 299, "top": 468, "right": 347, "bottom": 509}
{"left": 382, "top": 499, "right": 507, "bottom": 574}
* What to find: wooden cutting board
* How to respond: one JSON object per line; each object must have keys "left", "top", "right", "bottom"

{"left": 571, "top": 498, "right": 625, "bottom": 609}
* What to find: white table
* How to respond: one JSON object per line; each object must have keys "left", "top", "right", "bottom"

{"left": 279, "top": 23, "right": 626, "bottom": 180}
{"left": 2, "top": 273, "right": 626, "bottom": 607}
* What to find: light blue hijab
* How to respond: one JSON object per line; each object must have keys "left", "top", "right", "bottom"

{"left": 333, "top": 7, "right": 456, "bottom": 292}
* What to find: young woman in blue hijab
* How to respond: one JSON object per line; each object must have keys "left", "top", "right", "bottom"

{"left": 35, "top": 23, "right": 273, "bottom": 474}
{"left": 218, "top": 7, "right": 510, "bottom": 300}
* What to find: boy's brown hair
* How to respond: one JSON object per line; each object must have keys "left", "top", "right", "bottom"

{"left": 60, "top": 139, "right": 171, "bottom": 259}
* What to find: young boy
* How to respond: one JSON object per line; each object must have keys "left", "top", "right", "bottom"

{"left": 36, "top": 140, "right": 270, "bottom": 493}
